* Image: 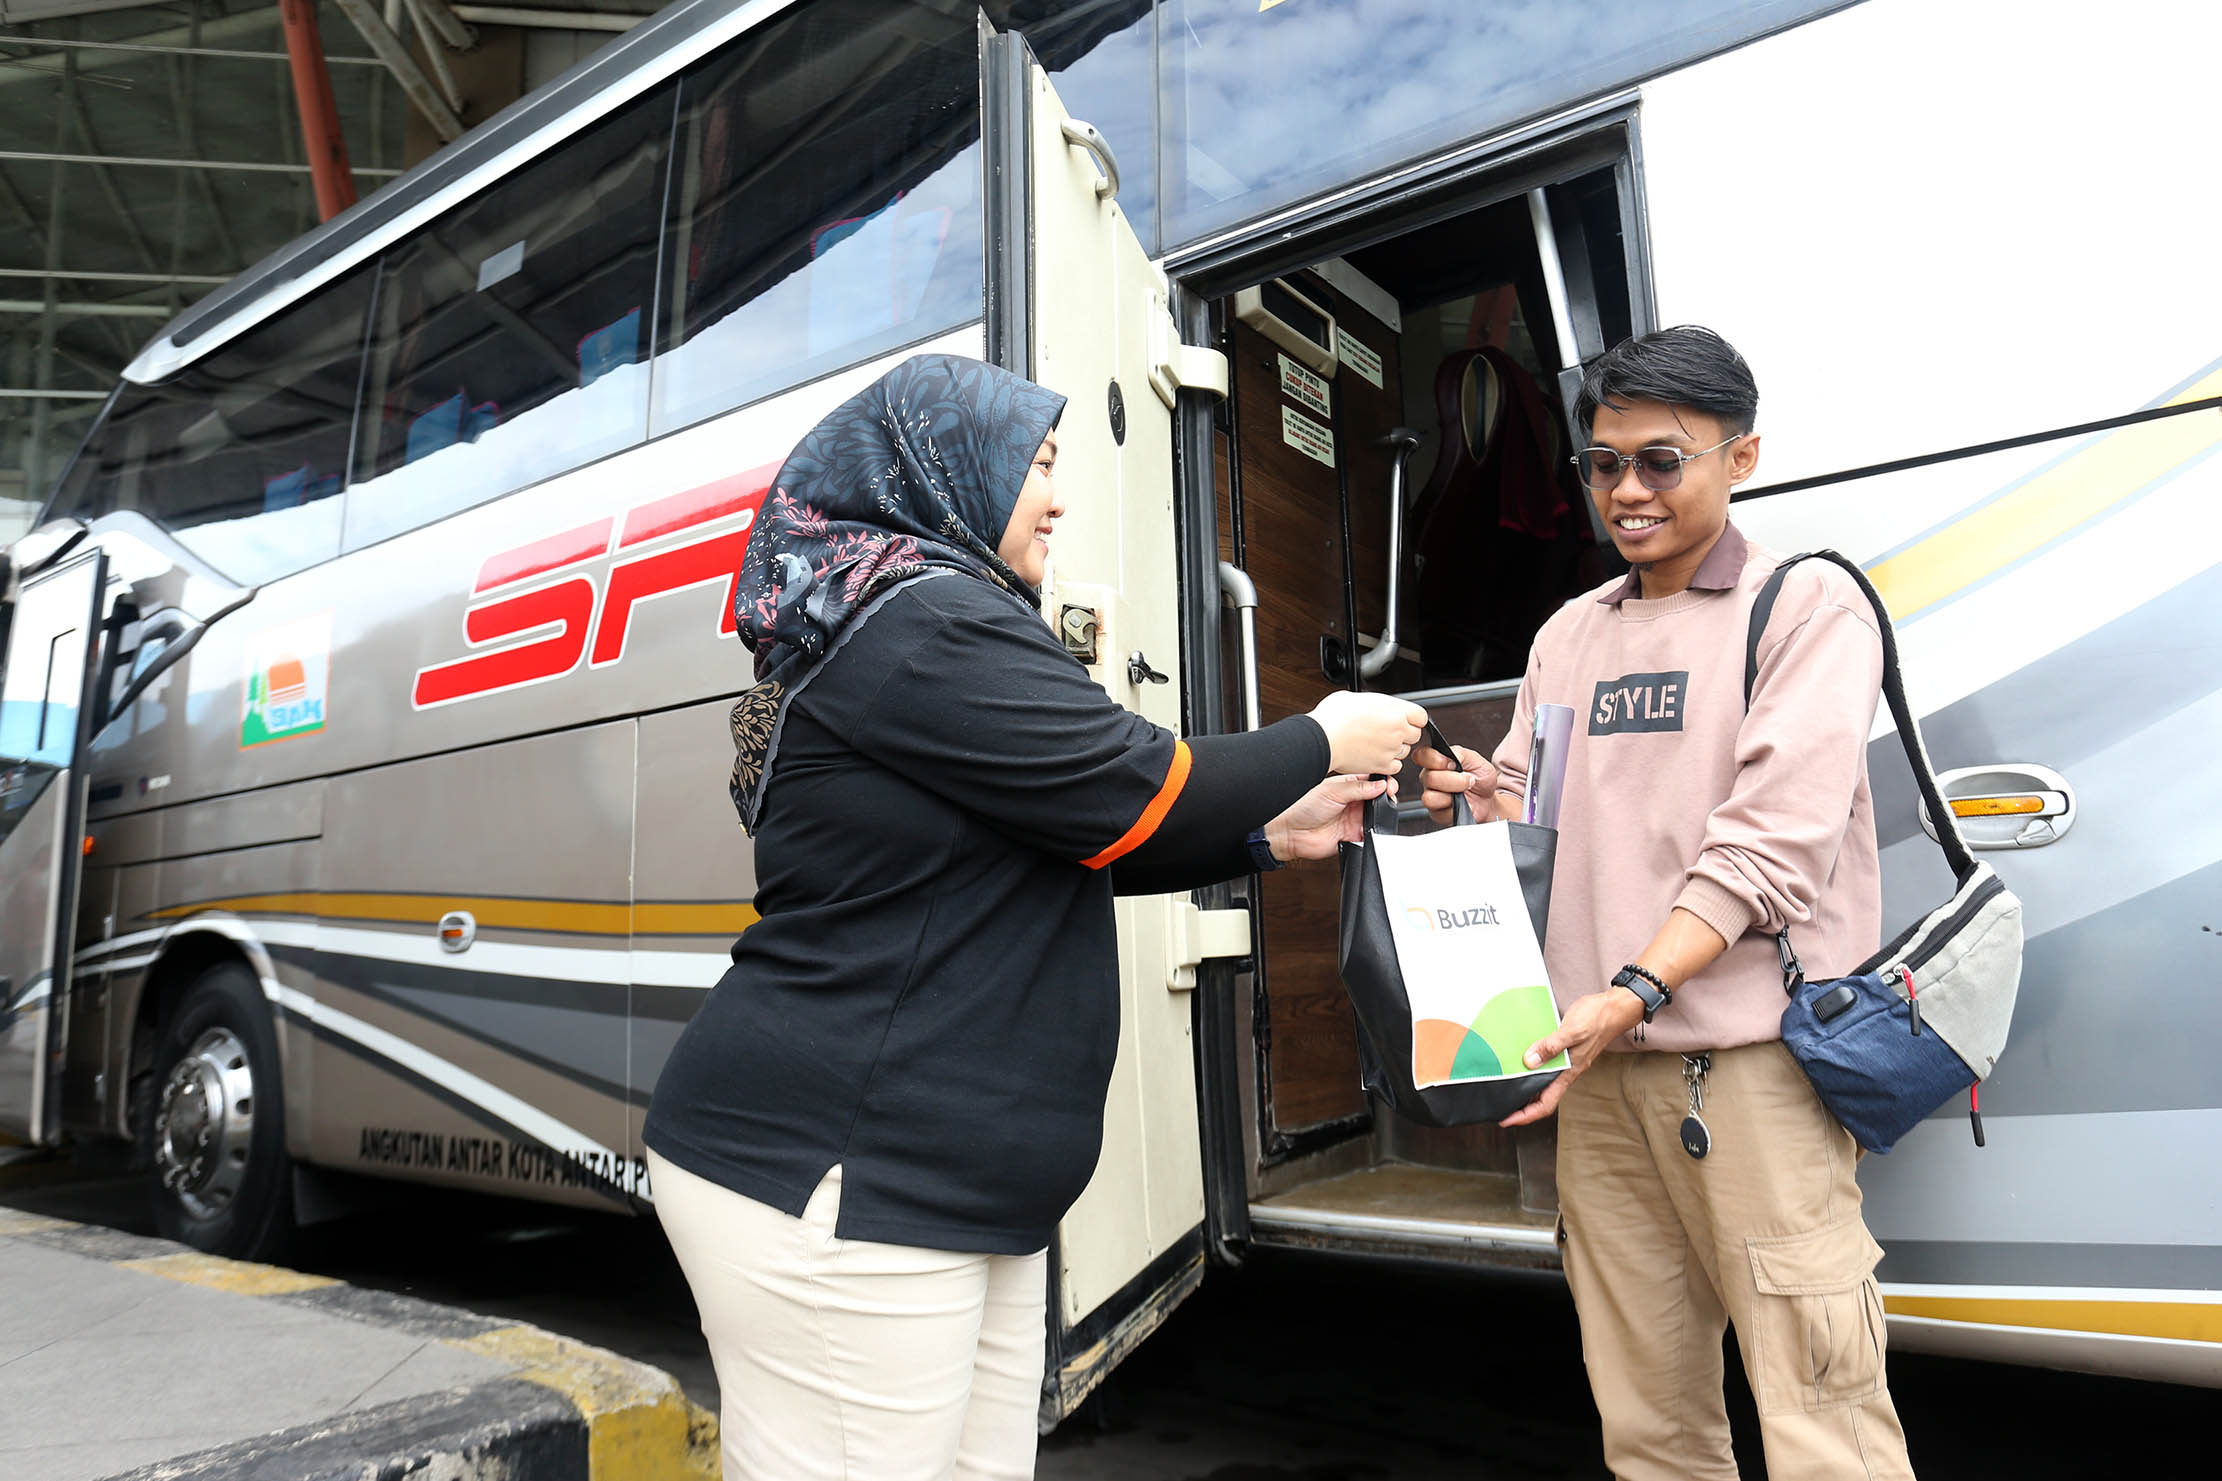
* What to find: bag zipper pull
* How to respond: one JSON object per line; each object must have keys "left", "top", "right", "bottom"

{"left": 1969, "top": 1081, "right": 1985, "bottom": 1147}
{"left": 1902, "top": 965, "right": 1921, "bottom": 1037}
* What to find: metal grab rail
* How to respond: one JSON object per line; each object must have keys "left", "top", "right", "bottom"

{"left": 1217, "top": 561, "right": 1262, "bottom": 732}
{"left": 1358, "top": 428, "right": 1421, "bottom": 679}
{"left": 1060, "top": 118, "right": 1120, "bottom": 201}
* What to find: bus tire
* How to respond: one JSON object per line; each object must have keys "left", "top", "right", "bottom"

{"left": 143, "top": 961, "right": 295, "bottom": 1260}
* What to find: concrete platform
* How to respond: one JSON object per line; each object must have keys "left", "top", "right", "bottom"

{"left": 0, "top": 1154, "right": 715, "bottom": 1481}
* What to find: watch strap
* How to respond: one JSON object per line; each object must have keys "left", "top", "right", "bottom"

{"left": 1613, "top": 963, "right": 1671, "bottom": 1023}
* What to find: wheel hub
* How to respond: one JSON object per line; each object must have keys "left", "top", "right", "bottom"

{"left": 154, "top": 1027, "right": 255, "bottom": 1220}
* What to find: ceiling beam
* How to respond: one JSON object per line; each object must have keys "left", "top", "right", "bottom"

{"left": 451, "top": 6, "right": 642, "bottom": 33}
{"left": 0, "top": 148, "right": 403, "bottom": 177}
{"left": 64, "top": 80, "right": 165, "bottom": 274}
{"left": 0, "top": 297, "right": 169, "bottom": 318}
{"left": 0, "top": 267, "right": 231, "bottom": 284}
{"left": 325, "top": 0, "right": 465, "bottom": 142}
{"left": 410, "top": 0, "right": 478, "bottom": 51}
{"left": 0, "top": 34, "right": 387, "bottom": 65}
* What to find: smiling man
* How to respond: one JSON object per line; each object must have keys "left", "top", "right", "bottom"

{"left": 1419, "top": 326, "right": 1914, "bottom": 1479}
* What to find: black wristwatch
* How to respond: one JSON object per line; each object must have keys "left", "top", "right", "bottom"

{"left": 1244, "top": 825, "right": 1284, "bottom": 873}
{"left": 1612, "top": 964, "right": 1672, "bottom": 1024}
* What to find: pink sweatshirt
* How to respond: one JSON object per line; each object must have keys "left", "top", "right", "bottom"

{"left": 1491, "top": 524, "right": 1885, "bottom": 1054}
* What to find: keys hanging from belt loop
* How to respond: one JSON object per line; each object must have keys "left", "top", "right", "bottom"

{"left": 1680, "top": 1052, "right": 1712, "bottom": 1160}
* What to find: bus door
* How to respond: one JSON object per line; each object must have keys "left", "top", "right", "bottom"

{"left": 0, "top": 546, "right": 109, "bottom": 1144}
{"left": 978, "top": 21, "right": 1238, "bottom": 1423}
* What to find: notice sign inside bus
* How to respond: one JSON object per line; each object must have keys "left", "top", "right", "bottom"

{"left": 242, "top": 612, "right": 332, "bottom": 748}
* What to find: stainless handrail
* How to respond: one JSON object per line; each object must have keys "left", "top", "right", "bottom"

{"left": 1217, "top": 561, "right": 1261, "bottom": 733}
{"left": 1358, "top": 428, "right": 1421, "bottom": 680}
{"left": 1060, "top": 118, "right": 1119, "bottom": 201}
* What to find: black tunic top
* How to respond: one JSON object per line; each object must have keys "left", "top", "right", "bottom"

{"left": 643, "top": 575, "right": 1329, "bottom": 1253}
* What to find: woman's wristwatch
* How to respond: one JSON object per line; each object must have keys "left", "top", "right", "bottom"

{"left": 1612, "top": 963, "right": 1672, "bottom": 1023}
{"left": 1244, "top": 825, "right": 1284, "bottom": 873}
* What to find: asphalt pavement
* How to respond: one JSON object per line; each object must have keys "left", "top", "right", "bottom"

{"left": 4, "top": 1152, "right": 2211, "bottom": 1480}
{"left": 0, "top": 1146, "right": 712, "bottom": 1481}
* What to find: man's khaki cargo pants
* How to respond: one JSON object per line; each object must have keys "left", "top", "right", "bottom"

{"left": 1558, "top": 1040, "right": 1917, "bottom": 1480}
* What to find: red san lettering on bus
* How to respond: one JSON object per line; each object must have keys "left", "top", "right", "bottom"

{"left": 589, "top": 529, "right": 753, "bottom": 668}
{"left": 412, "top": 466, "right": 771, "bottom": 705}
{"left": 474, "top": 517, "right": 613, "bottom": 595}
{"left": 411, "top": 577, "right": 597, "bottom": 708}
{"left": 618, "top": 462, "right": 775, "bottom": 550}
{"left": 588, "top": 466, "right": 772, "bottom": 666}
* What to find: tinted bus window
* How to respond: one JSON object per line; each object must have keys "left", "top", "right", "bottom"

{"left": 648, "top": 1, "right": 986, "bottom": 436}
{"left": 46, "top": 270, "right": 372, "bottom": 586}
{"left": 347, "top": 86, "right": 675, "bottom": 550}
{"left": 1156, "top": 0, "right": 1846, "bottom": 246}
{"left": 1016, "top": 0, "right": 1158, "bottom": 250}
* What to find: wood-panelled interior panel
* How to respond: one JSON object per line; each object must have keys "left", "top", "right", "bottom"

{"left": 1227, "top": 272, "right": 1407, "bottom": 1136}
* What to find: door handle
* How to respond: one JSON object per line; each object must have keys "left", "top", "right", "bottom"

{"left": 1920, "top": 763, "right": 2076, "bottom": 850}
{"left": 1060, "top": 117, "right": 1119, "bottom": 200}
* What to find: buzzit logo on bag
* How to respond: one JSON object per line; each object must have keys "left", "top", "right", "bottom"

{"left": 1373, "top": 823, "right": 1568, "bottom": 1088}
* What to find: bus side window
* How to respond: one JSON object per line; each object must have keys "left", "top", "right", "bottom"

{"left": 647, "top": 0, "right": 986, "bottom": 437}
{"left": 49, "top": 269, "right": 371, "bottom": 588}
{"left": 342, "top": 83, "right": 675, "bottom": 552}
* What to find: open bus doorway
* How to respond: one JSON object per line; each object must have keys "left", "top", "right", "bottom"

{"left": 1209, "top": 162, "right": 1638, "bottom": 1256}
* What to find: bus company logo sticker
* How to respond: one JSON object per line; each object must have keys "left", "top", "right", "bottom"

{"left": 242, "top": 613, "right": 332, "bottom": 748}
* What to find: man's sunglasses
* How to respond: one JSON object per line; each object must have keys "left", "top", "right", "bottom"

{"left": 1570, "top": 434, "right": 1742, "bottom": 492}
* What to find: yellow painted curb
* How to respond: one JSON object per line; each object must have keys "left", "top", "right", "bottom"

{"left": 453, "top": 1324, "right": 719, "bottom": 1481}
{"left": 116, "top": 1250, "right": 343, "bottom": 1296}
{"left": 0, "top": 1208, "right": 76, "bottom": 1236}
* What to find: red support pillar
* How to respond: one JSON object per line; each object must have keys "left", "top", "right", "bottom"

{"left": 280, "top": 0, "right": 358, "bottom": 221}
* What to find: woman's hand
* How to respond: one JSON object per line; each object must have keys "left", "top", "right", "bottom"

{"left": 1415, "top": 744, "right": 1502, "bottom": 825}
{"left": 1499, "top": 986, "right": 1648, "bottom": 1127}
{"left": 1264, "top": 774, "right": 1392, "bottom": 862}
{"left": 1308, "top": 691, "right": 1428, "bottom": 777}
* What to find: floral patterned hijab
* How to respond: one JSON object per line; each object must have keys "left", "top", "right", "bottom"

{"left": 728, "top": 353, "right": 1067, "bottom": 830}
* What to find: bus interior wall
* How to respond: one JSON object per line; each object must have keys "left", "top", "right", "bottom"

{"left": 1214, "top": 182, "right": 1623, "bottom": 1227}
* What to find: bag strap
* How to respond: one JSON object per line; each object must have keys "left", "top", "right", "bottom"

{"left": 1742, "top": 551, "right": 1978, "bottom": 982}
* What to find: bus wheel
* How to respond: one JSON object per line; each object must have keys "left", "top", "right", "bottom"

{"left": 144, "top": 962, "right": 295, "bottom": 1260}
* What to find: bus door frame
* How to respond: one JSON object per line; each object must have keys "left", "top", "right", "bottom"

{"left": 1158, "top": 101, "right": 1658, "bottom": 1207}
{"left": 979, "top": 17, "right": 1244, "bottom": 1427}
{"left": 0, "top": 544, "right": 110, "bottom": 1145}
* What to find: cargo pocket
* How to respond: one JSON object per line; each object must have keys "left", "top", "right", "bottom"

{"left": 1745, "top": 1218, "right": 1887, "bottom": 1414}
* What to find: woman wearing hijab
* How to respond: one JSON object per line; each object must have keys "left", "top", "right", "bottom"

{"left": 643, "top": 354, "right": 1424, "bottom": 1481}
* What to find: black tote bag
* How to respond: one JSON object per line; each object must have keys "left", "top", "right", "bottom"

{"left": 1338, "top": 791, "right": 1563, "bottom": 1127}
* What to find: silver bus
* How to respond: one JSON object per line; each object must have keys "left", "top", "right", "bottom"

{"left": 3, "top": 0, "right": 2215, "bottom": 1418}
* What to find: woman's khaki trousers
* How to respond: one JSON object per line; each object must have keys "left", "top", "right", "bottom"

{"left": 647, "top": 1151, "right": 1047, "bottom": 1481}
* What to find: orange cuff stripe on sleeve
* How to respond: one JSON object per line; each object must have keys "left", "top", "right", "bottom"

{"left": 1081, "top": 740, "right": 1193, "bottom": 870}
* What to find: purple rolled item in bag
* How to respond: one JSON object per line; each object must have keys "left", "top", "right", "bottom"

{"left": 1522, "top": 703, "right": 1574, "bottom": 829}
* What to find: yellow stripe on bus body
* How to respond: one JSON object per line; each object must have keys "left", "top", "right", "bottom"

{"left": 1868, "top": 366, "right": 2222, "bottom": 621}
{"left": 1885, "top": 1294, "right": 2222, "bottom": 1344}
{"left": 145, "top": 892, "right": 757, "bottom": 938}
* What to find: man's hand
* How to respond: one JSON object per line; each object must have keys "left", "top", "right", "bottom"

{"left": 1499, "top": 986, "right": 1648, "bottom": 1127}
{"left": 1264, "top": 773, "right": 1392, "bottom": 862}
{"left": 1415, "top": 743, "right": 1504, "bottom": 825}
